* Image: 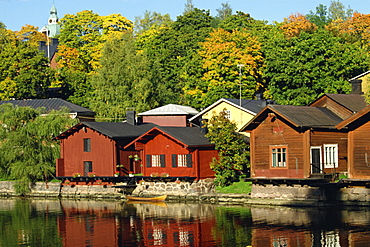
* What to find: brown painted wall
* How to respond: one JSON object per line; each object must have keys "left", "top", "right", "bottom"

{"left": 58, "top": 127, "right": 117, "bottom": 177}
{"left": 310, "top": 131, "right": 348, "bottom": 174}
{"left": 250, "top": 114, "right": 305, "bottom": 178}
{"left": 142, "top": 115, "right": 188, "bottom": 127}
{"left": 310, "top": 96, "right": 353, "bottom": 119}
{"left": 348, "top": 121, "right": 370, "bottom": 178}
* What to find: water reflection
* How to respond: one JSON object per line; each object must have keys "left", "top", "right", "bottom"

{"left": 1, "top": 198, "right": 370, "bottom": 246}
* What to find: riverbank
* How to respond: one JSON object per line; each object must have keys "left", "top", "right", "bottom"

{"left": 1, "top": 180, "right": 370, "bottom": 206}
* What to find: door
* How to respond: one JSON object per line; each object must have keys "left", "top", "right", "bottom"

{"left": 310, "top": 147, "right": 322, "bottom": 174}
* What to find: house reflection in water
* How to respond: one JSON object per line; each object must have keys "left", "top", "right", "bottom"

{"left": 57, "top": 200, "right": 217, "bottom": 246}
{"left": 250, "top": 206, "right": 370, "bottom": 247}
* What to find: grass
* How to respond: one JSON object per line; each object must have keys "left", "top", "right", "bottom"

{"left": 216, "top": 180, "right": 252, "bottom": 194}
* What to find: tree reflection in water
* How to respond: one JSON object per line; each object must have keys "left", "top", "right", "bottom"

{"left": 0, "top": 198, "right": 370, "bottom": 246}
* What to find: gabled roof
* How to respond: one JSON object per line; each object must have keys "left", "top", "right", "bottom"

{"left": 189, "top": 98, "right": 269, "bottom": 122}
{"left": 308, "top": 94, "right": 367, "bottom": 113}
{"left": 336, "top": 105, "right": 370, "bottom": 130}
{"left": 138, "top": 104, "right": 198, "bottom": 116}
{"left": 349, "top": 70, "right": 370, "bottom": 81}
{"left": 54, "top": 122, "right": 155, "bottom": 140}
{"left": 125, "top": 126, "right": 213, "bottom": 149}
{"left": 0, "top": 98, "right": 94, "bottom": 115}
{"left": 243, "top": 105, "right": 344, "bottom": 131}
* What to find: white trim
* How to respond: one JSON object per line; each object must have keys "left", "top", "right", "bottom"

{"left": 323, "top": 144, "right": 338, "bottom": 168}
{"left": 349, "top": 70, "right": 370, "bottom": 81}
{"left": 310, "top": 146, "right": 322, "bottom": 173}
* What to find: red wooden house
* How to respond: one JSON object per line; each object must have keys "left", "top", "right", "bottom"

{"left": 55, "top": 122, "right": 154, "bottom": 177}
{"left": 243, "top": 105, "right": 348, "bottom": 179}
{"left": 125, "top": 126, "right": 217, "bottom": 179}
{"left": 336, "top": 105, "right": 370, "bottom": 179}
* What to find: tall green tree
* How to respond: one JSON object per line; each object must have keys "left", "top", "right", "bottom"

{"left": 90, "top": 33, "right": 157, "bottom": 121}
{"left": 306, "top": 4, "right": 331, "bottom": 27}
{"left": 143, "top": 8, "right": 214, "bottom": 105}
{"left": 263, "top": 28, "right": 369, "bottom": 105}
{"left": 205, "top": 111, "right": 249, "bottom": 187}
{"left": 0, "top": 104, "right": 77, "bottom": 194}
{"left": 134, "top": 11, "right": 172, "bottom": 35}
{"left": 0, "top": 40, "right": 54, "bottom": 100}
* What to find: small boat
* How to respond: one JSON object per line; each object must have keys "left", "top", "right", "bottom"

{"left": 126, "top": 195, "right": 167, "bottom": 202}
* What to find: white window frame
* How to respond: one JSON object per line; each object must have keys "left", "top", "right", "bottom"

{"left": 323, "top": 144, "right": 338, "bottom": 168}
{"left": 151, "top": 155, "right": 161, "bottom": 167}
{"left": 310, "top": 146, "right": 322, "bottom": 173}
{"left": 177, "top": 154, "right": 187, "bottom": 167}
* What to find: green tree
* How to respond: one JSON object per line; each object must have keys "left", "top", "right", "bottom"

{"left": 0, "top": 40, "right": 54, "bottom": 100}
{"left": 134, "top": 11, "right": 172, "bottom": 35}
{"left": 306, "top": 4, "right": 331, "bottom": 27}
{"left": 328, "top": 0, "right": 353, "bottom": 21}
{"left": 205, "top": 110, "right": 249, "bottom": 187}
{"left": 216, "top": 3, "right": 233, "bottom": 20}
{"left": 0, "top": 104, "right": 77, "bottom": 194}
{"left": 143, "top": 8, "right": 214, "bottom": 105}
{"left": 90, "top": 33, "right": 157, "bottom": 121}
{"left": 263, "top": 28, "right": 369, "bottom": 105}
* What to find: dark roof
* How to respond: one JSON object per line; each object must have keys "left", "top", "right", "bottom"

{"left": 336, "top": 105, "right": 370, "bottom": 130}
{"left": 55, "top": 122, "right": 156, "bottom": 140}
{"left": 0, "top": 98, "right": 94, "bottom": 115}
{"left": 243, "top": 105, "right": 344, "bottom": 131}
{"left": 125, "top": 126, "right": 213, "bottom": 148}
{"left": 224, "top": 98, "right": 271, "bottom": 114}
{"left": 270, "top": 105, "right": 343, "bottom": 128}
{"left": 309, "top": 94, "right": 367, "bottom": 113}
{"left": 83, "top": 122, "right": 155, "bottom": 139}
{"left": 39, "top": 39, "right": 58, "bottom": 59}
{"left": 156, "top": 126, "right": 213, "bottom": 146}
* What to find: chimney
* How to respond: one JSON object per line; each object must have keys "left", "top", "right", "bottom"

{"left": 200, "top": 119, "right": 208, "bottom": 135}
{"left": 351, "top": 79, "right": 363, "bottom": 94}
{"left": 256, "top": 93, "right": 262, "bottom": 100}
{"left": 126, "top": 111, "right": 136, "bottom": 125}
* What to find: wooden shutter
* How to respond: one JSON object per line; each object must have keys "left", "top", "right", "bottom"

{"left": 186, "top": 154, "right": 192, "bottom": 168}
{"left": 172, "top": 154, "right": 177, "bottom": 167}
{"left": 160, "top": 154, "right": 166, "bottom": 167}
{"left": 146, "top": 155, "right": 151, "bottom": 167}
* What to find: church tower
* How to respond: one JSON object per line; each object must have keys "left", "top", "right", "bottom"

{"left": 40, "top": 4, "right": 61, "bottom": 38}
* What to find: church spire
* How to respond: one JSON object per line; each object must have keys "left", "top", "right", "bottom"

{"left": 40, "top": 4, "right": 60, "bottom": 38}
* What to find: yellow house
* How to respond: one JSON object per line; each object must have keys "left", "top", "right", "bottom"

{"left": 349, "top": 70, "right": 370, "bottom": 94}
{"left": 189, "top": 98, "right": 272, "bottom": 136}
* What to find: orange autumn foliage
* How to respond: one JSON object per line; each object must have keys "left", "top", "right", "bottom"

{"left": 280, "top": 13, "right": 317, "bottom": 37}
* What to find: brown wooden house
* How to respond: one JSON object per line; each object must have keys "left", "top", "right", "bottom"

{"left": 336, "top": 105, "right": 370, "bottom": 179}
{"left": 243, "top": 105, "right": 348, "bottom": 179}
{"left": 125, "top": 126, "right": 218, "bottom": 179}
{"left": 55, "top": 122, "right": 154, "bottom": 177}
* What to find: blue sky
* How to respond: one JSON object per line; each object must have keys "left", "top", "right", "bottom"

{"left": 0, "top": 0, "right": 369, "bottom": 31}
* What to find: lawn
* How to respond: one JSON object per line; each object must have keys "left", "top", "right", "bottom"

{"left": 216, "top": 180, "right": 252, "bottom": 194}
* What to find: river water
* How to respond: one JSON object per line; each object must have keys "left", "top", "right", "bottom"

{"left": 0, "top": 198, "right": 370, "bottom": 247}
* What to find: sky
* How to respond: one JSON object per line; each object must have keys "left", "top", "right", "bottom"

{"left": 0, "top": 0, "right": 369, "bottom": 31}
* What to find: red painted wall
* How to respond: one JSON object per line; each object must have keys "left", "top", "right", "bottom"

{"left": 58, "top": 127, "right": 117, "bottom": 177}
{"left": 142, "top": 115, "right": 188, "bottom": 127}
{"left": 141, "top": 133, "right": 215, "bottom": 179}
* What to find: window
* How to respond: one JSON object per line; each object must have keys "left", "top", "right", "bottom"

{"left": 172, "top": 154, "right": 192, "bottom": 168}
{"left": 324, "top": 144, "right": 338, "bottom": 168}
{"left": 84, "top": 161, "right": 92, "bottom": 176}
{"left": 271, "top": 146, "right": 287, "bottom": 168}
{"left": 146, "top": 154, "right": 165, "bottom": 167}
{"left": 83, "top": 138, "right": 91, "bottom": 152}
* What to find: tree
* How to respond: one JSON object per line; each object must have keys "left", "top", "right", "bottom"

{"left": 328, "top": 0, "right": 353, "bottom": 22}
{"left": 218, "top": 11, "right": 266, "bottom": 32}
{"left": 184, "top": 28, "right": 264, "bottom": 107}
{"left": 0, "top": 104, "right": 77, "bottom": 194}
{"left": 216, "top": 3, "right": 233, "bottom": 21}
{"left": 143, "top": 8, "right": 214, "bottom": 105}
{"left": 57, "top": 11, "right": 133, "bottom": 106}
{"left": 183, "top": 0, "right": 194, "bottom": 14}
{"left": 280, "top": 13, "right": 317, "bottom": 38}
{"left": 205, "top": 110, "right": 249, "bottom": 187}
{"left": 306, "top": 4, "right": 331, "bottom": 27}
{"left": 263, "top": 28, "right": 370, "bottom": 105}
{"left": 134, "top": 11, "right": 172, "bottom": 35}
{"left": 0, "top": 40, "right": 55, "bottom": 100}
{"left": 337, "top": 13, "right": 370, "bottom": 50}
{"left": 90, "top": 33, "right": 157, "bottom": 121}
